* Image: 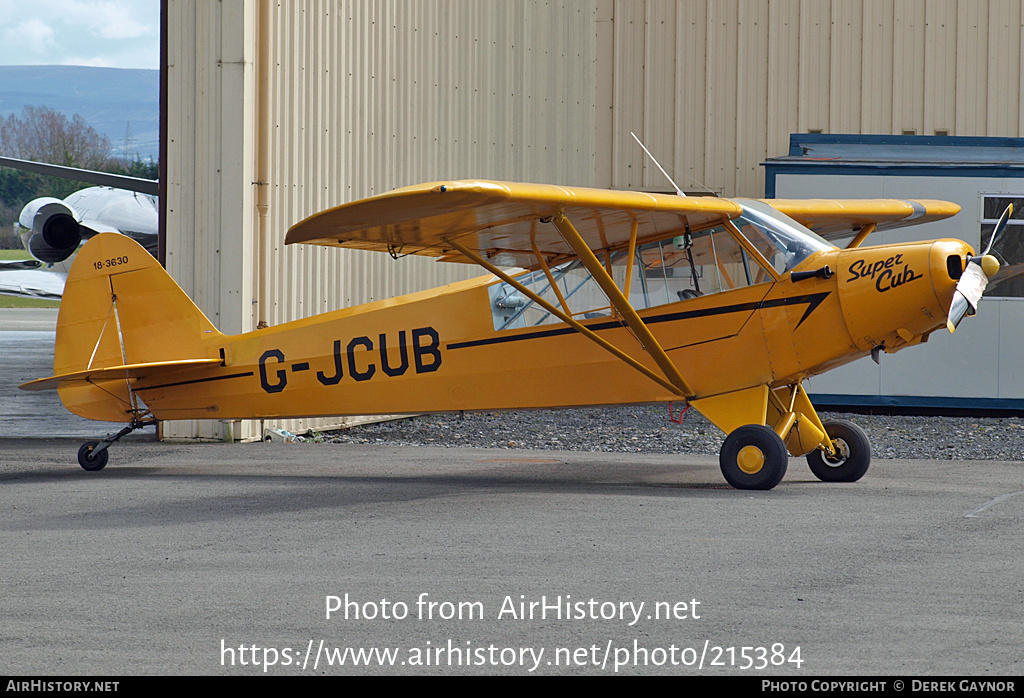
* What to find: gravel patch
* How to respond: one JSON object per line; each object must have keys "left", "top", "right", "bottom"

{"left": 312, "top": 405, "right": 1024, "bottom": 461}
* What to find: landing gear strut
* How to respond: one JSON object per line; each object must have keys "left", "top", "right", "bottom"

{"left": 77, "top": 417, "right": 155, "bottom": 471}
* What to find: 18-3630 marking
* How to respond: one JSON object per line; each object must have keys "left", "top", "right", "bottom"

{"left": 93, "top": 255, "right": 130, "bottom": 270}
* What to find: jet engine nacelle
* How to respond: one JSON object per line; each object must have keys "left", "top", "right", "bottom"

{"left": 18, "top": 197, "right": 82, "bottom": 264}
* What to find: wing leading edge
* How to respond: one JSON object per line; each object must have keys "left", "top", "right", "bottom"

{"left": 765, "top": 198, "right": 961, "bottom": 241}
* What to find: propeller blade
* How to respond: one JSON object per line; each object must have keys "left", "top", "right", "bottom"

{"left": 947, "top": 206, "right": 1011, "bottom": 332}
{"left": 947, "top": 292, "right": 972, "bottom": 333}
{"left": 982, "top": 202, "right": 1013, "bottom": 256}
{"left": 947, "top": 261, "right": 988, "bottom": 333}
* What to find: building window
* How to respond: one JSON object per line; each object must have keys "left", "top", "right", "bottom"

{"left": 980, "top": 195, "right": 1024, "bottom": 298}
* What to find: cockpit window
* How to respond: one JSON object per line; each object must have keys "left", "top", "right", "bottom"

{"left": 489, "top": 224, "right": 777, "bottom": 330}
{"left": 489, "top": 201, "right": 834, "bottom": 331}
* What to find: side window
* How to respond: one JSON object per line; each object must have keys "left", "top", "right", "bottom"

{"left": 627, "top": 225, "right": 771, "bottom": 310}
{"left": 980, "top": 195, "right": 1024, "bottom": 297}
{"left": 490, "top": 261, "right": 615, "bottom": 330}
{"left": 488, "top": 222, "right": 781, "bottom": 331}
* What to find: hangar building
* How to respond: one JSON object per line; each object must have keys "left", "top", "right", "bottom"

{"left": 163, "top": 0, "right": 1024, "bottom": 439}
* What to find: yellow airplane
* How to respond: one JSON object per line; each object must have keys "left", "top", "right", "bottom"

{"left": 20, "top": 181, "right": 1011, "bottom": 489}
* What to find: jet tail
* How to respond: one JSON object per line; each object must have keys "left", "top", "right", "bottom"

{"left": 20, "top": 233, "right": 223, "bottom": 422}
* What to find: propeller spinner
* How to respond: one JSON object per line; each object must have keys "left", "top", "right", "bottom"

{"left": 947, "top": 203, "right": 1012, "bottom": 332}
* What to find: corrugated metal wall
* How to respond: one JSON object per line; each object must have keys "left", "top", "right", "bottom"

{"left": 262, "top": 0, "right": 600, "bottom": 325}
{"left": 165, "top": 0, "right": 257, "bottom": 439}
{"left": 610, "top": 0, "right": 1024, "bottom": 198}
{"left": 165, "top": 0, "right": 1024, "bottom": 439}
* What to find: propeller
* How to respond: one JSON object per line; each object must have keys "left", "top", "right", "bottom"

{"left": 947, "top": 203, "right": 1012, "bottom": 332}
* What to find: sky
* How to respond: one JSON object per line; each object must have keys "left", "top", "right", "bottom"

{"left": 0, "top": 0, "right": 160, "bottom": 70}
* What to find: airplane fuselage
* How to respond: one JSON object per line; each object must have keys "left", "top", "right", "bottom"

{"left": 88, "top": 237, "right": 968, "bottom": 425}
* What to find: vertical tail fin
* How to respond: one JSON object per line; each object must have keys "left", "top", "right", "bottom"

{"left": 49, "top": 233, "right": 223, "bottom": 421}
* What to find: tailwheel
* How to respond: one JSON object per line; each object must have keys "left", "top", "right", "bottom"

{"left": 806, "top": 419, "right": 871, "bottom": 483}
{"left": 719, "top": 424, "right": 789, "bottom": 490}
{"left": 76, "top": 415, "right": 155, "bottom": 472}
{"left": 78, "top": 441, "right": 109, "bottom": 471}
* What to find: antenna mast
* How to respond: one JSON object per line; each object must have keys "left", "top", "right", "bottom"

{"left": 630, "top": 131, "right": 685, "bottom": 197}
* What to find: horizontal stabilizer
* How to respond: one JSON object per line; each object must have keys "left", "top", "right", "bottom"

{"left": 20, "top": 358, "right": 222, "bottom": 392}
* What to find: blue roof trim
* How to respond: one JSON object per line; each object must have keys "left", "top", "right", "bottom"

{"left": 763, "top": 133, "right": 1024, "bottom": 198}
{"left": 786, "top": 133, "right": 1024, "bottom": 154}
{"left": 809, "top": 393, "right": 1024, "bottom": 412}
{"left": 763, "top": 163, "right": 1024, "bottom": 198}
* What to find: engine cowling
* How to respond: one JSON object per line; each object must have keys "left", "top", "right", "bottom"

{"left": 17, "top": 197, "right": 82, "bottom": 264}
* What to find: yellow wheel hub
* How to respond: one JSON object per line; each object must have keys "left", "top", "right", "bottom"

{"left": 737, "top": 445, "right": 765, "bottom": 474}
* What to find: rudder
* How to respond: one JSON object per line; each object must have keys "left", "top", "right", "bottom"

{"left": 53, "top": 233, "right": 222, "bottom": 421}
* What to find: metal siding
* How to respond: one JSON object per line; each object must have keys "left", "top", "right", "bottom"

{"left": 594, "top": 0, "right": 615, "bottom": 186}
{"left": 892, "top": 0, "right": 927, "bottom": 134}
{"left": 165, "top": 0, "right": 256, "bottom": 440}
{"left": 766, "top": 0, "right": 800, "bottom": 171}
{"left": 860, "top": 0, "right": 895, "bottom": 133}
{"left": 798, "top": 0, "right": 831, "bottom": 134}
{"left": 704, "top": 0, "right": 738, "bottom": 195}
{"left": 736, "top": 0, "right": 769, "bottom": 198}
{"left": 987, "top": 0, "right": 1022, "bottom": 136}
{"left": 611, "top": 0, "right": 646, "bottom": 188}
{"left": 643, "top": 1, "right": 676, "bottom": 191}
{"left": 923, "top": 0, "right": 958, "bottom": 135}
{"left": 956, "top": 0, "right": 989, "bottom": 134}
{"left": 675, "top": 0, "right": 707, "bottom": 191}
{"left": 829, "top": 0, "right": 862, "bottom": 135}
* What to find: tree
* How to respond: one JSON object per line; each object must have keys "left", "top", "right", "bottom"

{"left": 0, "top": 105, "right": 112, "bottom": 170}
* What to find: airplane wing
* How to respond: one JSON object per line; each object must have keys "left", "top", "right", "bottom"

{"left": 0, "top": 267, "right": 65, "bottom": 300}
{"left": 285, "top": 180, "right": 743, "bottom": 268}
{"left": 763, "top": 199, "right": 960, "bottom": 241}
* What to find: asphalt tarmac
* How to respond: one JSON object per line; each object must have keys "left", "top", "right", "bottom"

{"left": 2, "top": 310, "right": 1022, "bottom": 676}
{"left": 1, "top": 308, "right": 131, "bottom": 438}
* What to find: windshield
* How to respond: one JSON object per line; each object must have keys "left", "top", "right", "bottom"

{"left": 733, "top": 199, "right": 834, "bottom": 273}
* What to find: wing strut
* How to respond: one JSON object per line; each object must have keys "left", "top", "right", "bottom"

{"left": 550, "top": 213, "right": 695, "bottom": 397}
{"left": 445, "top": 237, "right": 689, "bottom": 397}
{"left": 846, "top": 223, "right": 876, "bottom": 250}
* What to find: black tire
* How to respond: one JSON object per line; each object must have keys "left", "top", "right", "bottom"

{"left": 719, "top": 424, "right": 789, "bottom": 490}
{"left": 806, "top": 419, "right": 871, "bottom": 482}
{"left": 78, "top": 441, "right": 109, "bottom": 472}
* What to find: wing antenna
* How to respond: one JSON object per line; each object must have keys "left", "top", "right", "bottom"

{"left": 630, "top": 132, "right": 685, "bottom": 197}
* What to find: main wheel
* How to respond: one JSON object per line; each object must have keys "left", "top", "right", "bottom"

{"left": 806, "top": 419, "right": 870, "bottom": 482}
{"left": 78, "top": 441, "right": 109, "bottom": 472}
{"left": 719, "top": 424, "right": 789, "bottom": 490}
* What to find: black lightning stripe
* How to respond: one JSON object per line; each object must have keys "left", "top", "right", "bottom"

{"left": 447, "top": 292, "right": 831, "bottom": 351}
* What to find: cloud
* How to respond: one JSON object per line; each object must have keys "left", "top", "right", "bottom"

{"left": 0, "top": 0, "right": 159, "bottom": 69}
{"left": 10, "top": 19, "right": 57, "bottom": 52}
